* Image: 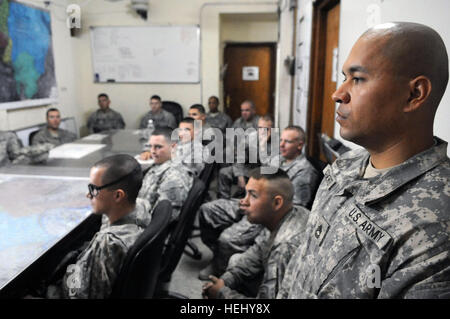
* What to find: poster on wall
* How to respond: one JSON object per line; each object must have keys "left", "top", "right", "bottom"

{"left": 0, "top": 1, "right": 57, "bottom": 110}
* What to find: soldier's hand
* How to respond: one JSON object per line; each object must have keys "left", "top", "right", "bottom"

{"left": 201, "top": 275, "right": 224, "bottom": 299}
{"left": 237, "top": 176, "right": 246, "bottom": 189}
{"left": 140, "top": 151, "right": 152, "bottom": 160}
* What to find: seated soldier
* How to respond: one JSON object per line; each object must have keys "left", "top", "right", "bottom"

{"left": 172, "top": 117, "right": 206, "bottom": 177}
{"left": 218, "top": 115, "right": 274, "bottom": 199}
{"left": 231, "top": 100, "right": 260, "bottom": 131}
{"left": 31, "top": 108, "right": 77, "bottom": 146}
{"left": 188, "top": 104, "right": 214, "bottom": 144}
{"left": 279, "top": 22, "right": 450, "bottom": 299}
{"left": 137, "top": 127, "right": 194, "bottom": 222}
{"left": 205, "top": 96, "right": 233, "bottom": 133}
{"left": 139, "top": 95, "right": 177, "bottom": 130}
{"left": 46, "top": 154, "right": 151, "bottom": 299}
{"left": 0, "top": 130, "right": 52, "bottom": 166}
{"left": 199, "top": 125, "right": 321, "bottom": 280}
{"left": 202, "top": 168, "right": 308, "bottom": 299}
{"left": 87, "top": 93, "right": 125, "bottom": 133}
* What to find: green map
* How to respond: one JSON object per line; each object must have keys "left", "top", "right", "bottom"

{"left": 0, "top": 1, "right": 57, "bottom": 107}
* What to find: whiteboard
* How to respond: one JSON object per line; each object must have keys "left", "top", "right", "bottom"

{"left": 90, "top": 26, "right": 200, "bottom": 83}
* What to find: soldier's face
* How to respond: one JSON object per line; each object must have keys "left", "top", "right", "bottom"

{"left": 332, "top": 35, "right": 409, "bottom": 148}
{"left": 239, "top": 178, "right": 273, "bottom": 225}
{"left": 98, "top": 96, "right": 110, "bottom": 110}
{"left": 178, "top": 122, "right": 194, "bottom": 143}
{"left": 47, "top": 111, "right": 61, "bottom": 130}
{"left": 87, "top": 166, "right": 113, "bottom": 215}
{"left": 280, "top": 129, "right": 303, "bottom": 159}
{"left": 208, "top": 98, "right": 219, "bottom": 112}
{"left": 150, "top": 99, "right": 162, "bottom": 112}
{"left": 149, "top": 135, "right": 172, "bottom": 164}
{"left": 240, "top": 102, "right": 254, "bottom": 121}
{"left": 188, "top": 108, "right": 205, "bottom": 122}
{"left": 257, "top": 119, "right": 273, "bottom": 142}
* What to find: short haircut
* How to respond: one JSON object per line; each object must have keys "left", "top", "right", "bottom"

{"left": 190, "top": 104, "right": 206, "bottom": 114}
{"left": 180, "top": 117, "right": 195, "bottom": 125}
{"left": 209, "top": 96, "right": 219, "bottom": 104}
{"left": 98, "top": 93, "right": 109, "bottom": 99}
{"left": 150, "top": 95, "right": 161, "bottom": 101}
{"left": 248, "top": 167, "right": 294, "bottom": 202}
{"left": 284, "top": 125, "right": 306, "bottom": 143}
{"left": 46, "top": 107, "right": 59, "bottom": 118}
{"left": 94, "top": 154, "right": 143, "bottom": 204}
{"left": 241, "top": 99, "right": 255, "bottom": 109}
{"left": 259, "top": 114, "right": 274, "bottom": 126}
{"left": 151, "top": 126, "right": 174, "bottom": 143}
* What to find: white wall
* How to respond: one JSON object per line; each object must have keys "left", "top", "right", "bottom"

{"left": 3, "top": 0, "right": 295, "bottom": 136}
{"left": 76, "top": 0, "right": 282, "bottom": 132}
{"left": 337, "top": 0, "right": 450, "bottom": 155}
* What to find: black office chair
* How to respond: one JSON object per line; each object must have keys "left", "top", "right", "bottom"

{"left": 110, "top": 200, "right": 172, "bottom": 299}
{"left": 162, "top": 101, "right": 183, "bottom": 127}
{"left": 319, "top": 133, "right": 351, "bottom": 164}
{"left": 28, "top": 129, "right": 40, "bottom": 146}
{"left": 155, "top": 177, "right": 206, "bottom": 298}
{"left": 184, "top": 162, "right": 217, "bottom": 260}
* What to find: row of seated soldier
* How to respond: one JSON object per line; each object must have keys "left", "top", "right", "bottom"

{"left": 1, "top": 21, "right": 448, "bottom": 299}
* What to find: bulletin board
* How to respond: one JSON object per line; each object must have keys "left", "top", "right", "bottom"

{"left": 90, "top": 25, "right": 200, "bottom": 83}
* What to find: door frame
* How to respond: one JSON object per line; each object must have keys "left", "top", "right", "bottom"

{"left": 223, "top": 42, "right": 277, "bottom": 120}
{"left": 306, "top": 0, "right": 340, "bottom": 158}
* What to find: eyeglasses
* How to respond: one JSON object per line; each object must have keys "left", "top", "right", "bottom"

{"left": 87, "top": 168, "right": 138, "bottom": 198}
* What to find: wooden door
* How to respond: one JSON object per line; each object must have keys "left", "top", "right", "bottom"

{"left": 223, "top": 44, "right": 276, "bottom": 121}
{"left": 307, "top": 0, "right": 340, "bottom": 161}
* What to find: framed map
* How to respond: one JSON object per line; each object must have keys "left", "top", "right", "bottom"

{"left": 0, "top": 1, "right": 57, "bottom": 110}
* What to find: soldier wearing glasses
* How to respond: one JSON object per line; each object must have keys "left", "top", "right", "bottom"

{"left": 46, "top": 154, "right": 151, "bottom": 299}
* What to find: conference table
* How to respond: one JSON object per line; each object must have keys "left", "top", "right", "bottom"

{"left": 0, "top": 129, "right": 148, "bottom": 298}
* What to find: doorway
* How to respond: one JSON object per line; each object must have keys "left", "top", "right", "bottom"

{"left": 223, "top": 43, "right": 276, "bottom": 121}
{"left": 307, "top": 0, "right": 340, "bottom": 161}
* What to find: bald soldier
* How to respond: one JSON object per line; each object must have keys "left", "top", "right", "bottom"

{"left": 278, "top": 22, "right": 450, "bottom": 299}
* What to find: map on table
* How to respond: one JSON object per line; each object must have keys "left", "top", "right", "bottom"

{"left": 0, "top": 1, "right": 57, "bottom": 109}
{"left": 0, "top": 174, "right": 92, "bottom": 289}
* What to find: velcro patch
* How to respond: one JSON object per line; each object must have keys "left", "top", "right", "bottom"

{"left": 345, "top": 204, "right": 392, "bottom": 250}
{"left": 313, "top": 215, "right": 330, "bottom": 246}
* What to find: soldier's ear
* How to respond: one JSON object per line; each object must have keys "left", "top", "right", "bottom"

{"left": 273, "top": 195, "right": 283, "bottom": 211}
{"left": 114, "top": 189, "right": 126, "bottom": 202}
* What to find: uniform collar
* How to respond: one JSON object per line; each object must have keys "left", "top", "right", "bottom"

{"left": 329, "top": 137, "right": 448, "bottom": 205}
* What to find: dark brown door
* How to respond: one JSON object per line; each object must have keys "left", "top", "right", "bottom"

{"left": 307, "top": 0, "right": 340, "bottom": 161}
{"left": 223, "top": 43, "right": 276, "bottom": 121}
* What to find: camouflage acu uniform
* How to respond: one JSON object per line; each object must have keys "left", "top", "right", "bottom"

{"left": 218, "top": 130, "right": 272, "bottom": 199}
{"left": 31, "top": 128, "right": 77, "bottom": 146}
{"left": 139, "top": 109, "right": 177, "bottom": 129}
{"left": 206, "top": 111, "right": 233, "bottom": 133}
{"left": 200, "top": 153, "right": 321, "bottom": 275}
{"left": 47, "top": 199, "right": 152, "bottom": 299}
{"left": 231, "top": 115, "right": 260, "bottom": 131}
{"left": 87, "top": 108, "right": 125, "bottom": 133}
{"left": 278, "top": 138, "right": 450, "bottom": 299}
{"left": 138, "top": 160, "right": 193, "bottom": 222}
{"left": 172, "top": 140, "right": 206, "bottom": 177}
{"left": 217, "top": 206, "right": 308, "bottom": 299}
{"left": 0, "top": 130, "right": 53, "bottom": 166}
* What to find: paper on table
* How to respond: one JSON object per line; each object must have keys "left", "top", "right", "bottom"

{"left": 134, "top": 154, "right": 154, "bottom": 166}
{"left": 81, "top": 134, "right": 108, "bottom": 141}
{"left": 49, "top": 143, "right": 106, "bottom": 159}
